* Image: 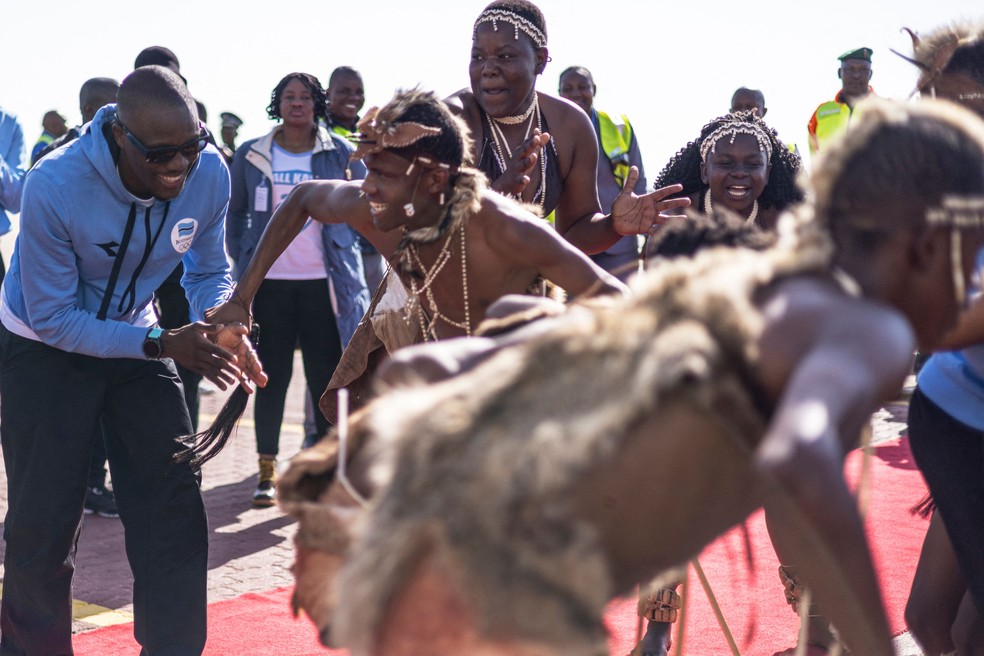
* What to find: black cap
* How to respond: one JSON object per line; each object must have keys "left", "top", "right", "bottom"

{"left": 838, "top": 47, "right": 873, "bottom": 62}
{"left": 220, "top": 112, "right": 243, "bottom": 129}
{"left": 134, "top": 46, "right": 180, "bottom": 71}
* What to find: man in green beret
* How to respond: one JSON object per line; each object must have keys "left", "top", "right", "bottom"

{"left": 807, "top": 47, "right": 874, "bottom": 156}
{"left": 218, "top": 111, "right": 243, "bottom": 165}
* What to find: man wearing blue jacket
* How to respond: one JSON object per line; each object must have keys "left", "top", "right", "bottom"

{"left": 0, "top": 66, "right": 263, "bottom": 655}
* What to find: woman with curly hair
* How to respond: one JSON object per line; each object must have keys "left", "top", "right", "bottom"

{"left": 225, "top": 72, "right": 370, "bottom": 507}
{"left": 650, "top": 111, "right": 803, "bottom": 234}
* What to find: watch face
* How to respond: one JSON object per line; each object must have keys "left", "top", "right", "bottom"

{"left": 143, "top": 335, "right": 163, "bottom": 359}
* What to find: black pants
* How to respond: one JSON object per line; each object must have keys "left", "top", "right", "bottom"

{"left": 252, "top": 278, "right": 341, "bottom": 455}
{"left": 0, "top": 325, "right": 208, "bottom": 655}
{"left": 908, "top": 387, "right": 984, "bottom": 616}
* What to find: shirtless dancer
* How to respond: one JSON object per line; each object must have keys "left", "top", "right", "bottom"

{"left": 278, "top": 97, "right": 984, "bottom": 656}
{"left": 208, "top": 89, "right": 683, "bottom": 416}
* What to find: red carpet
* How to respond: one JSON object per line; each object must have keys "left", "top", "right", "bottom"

{"left": 75, "top": 438, "right": 928, "bottom": 655}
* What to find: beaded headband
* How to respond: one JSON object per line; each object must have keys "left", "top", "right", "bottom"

{"left": 350, "top": 106, "right": 442, "bottom": 161}
{"left": 925, "top": 194, "right": 984, "bottom": 228}
{"left": 699, "top": 123, "right": 774, "bottom": 162}
{"left": 473, "top": 8, "right": 547, "bottom": 48}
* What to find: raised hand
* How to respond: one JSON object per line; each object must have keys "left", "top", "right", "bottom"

{"left": 490, "top": 129, "right": 551, "bottom": 198}
{"left": 612, "top": 168, "right": 691, "bottom": 236}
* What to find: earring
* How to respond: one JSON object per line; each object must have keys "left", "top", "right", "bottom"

{"left": 404, "top": 203, "right": 415, "bottom": 217}
{"left": 952, "top": 228, "right": 966, "bottom": 307}
{"left": 439, "top": 193, "right": 445, "bottom": 206}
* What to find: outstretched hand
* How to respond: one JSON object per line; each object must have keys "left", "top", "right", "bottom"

{"left": 161, "top": 322, "right": 267, "bottom": 393}
{"left": 215, "top": 322, "right": 268, "bottom": 393}
{"left": 611, "top": 167, "right": 691, "bottom": 236}
{"left": 491, "top": 129, "right": 551, "bottom": 197}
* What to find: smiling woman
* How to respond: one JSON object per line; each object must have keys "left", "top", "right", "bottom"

{"left": 651, "top": 111, "right": 804, "bottom": 234}
{"left": 224, "top": 71, "right": 370, "bottom": 508}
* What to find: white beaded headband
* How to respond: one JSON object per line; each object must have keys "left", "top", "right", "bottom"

{"left": 925, "top": 194, "right": 984, "bottom": 228}
{"left": 473, "top": 8, "right": 547, "bottom": 48}
{"left": 699, "top": 123, "right": 774, "bottom": 162}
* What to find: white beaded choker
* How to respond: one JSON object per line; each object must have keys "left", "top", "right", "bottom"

{"left": 704, "top": 189, "right": 759, "bottom": 226}
{"left": 492, "top": 92, "right": 538, "bottom": 125}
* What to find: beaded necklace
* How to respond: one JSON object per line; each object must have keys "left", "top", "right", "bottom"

{"left": 704, "top": 189, "right": 759, "bottom": 226}
{"left": 404, "top": 218, "right": 471, "bottom": 341}
{"left": 485, "top": 93, "right": 548, "bottom": 213}
{"left": 494, "top": 94, "right": 538, "bottom": 125}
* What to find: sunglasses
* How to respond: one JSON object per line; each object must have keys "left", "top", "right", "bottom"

{"left": 117, "top": 118, "right": 210, "bottom": 164}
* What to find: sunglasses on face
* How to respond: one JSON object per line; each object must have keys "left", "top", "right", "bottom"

{"left": 117, "top": 118, "right": 210, "bottom": 164}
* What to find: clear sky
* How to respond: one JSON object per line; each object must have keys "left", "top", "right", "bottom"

{"left": 3, "top": 0, "right": 983, "bottom": 182}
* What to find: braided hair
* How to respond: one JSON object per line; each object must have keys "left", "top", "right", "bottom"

{"left": 266, "top": 72, "right": 329, "bottom": 125}
{"left": 654, "top": 111, "right": 803, "bottom": 211}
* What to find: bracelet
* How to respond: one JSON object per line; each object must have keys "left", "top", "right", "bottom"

{"left": 229, "top": 291, "right": 253, "bottom": 319}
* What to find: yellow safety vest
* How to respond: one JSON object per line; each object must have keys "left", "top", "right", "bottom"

{"left": 809, "top": 101, "right": 851, "bottom": 155}
{"left": 596, "top": 110, "right": 633, "bottom": 187}
{"left": 330, "top": 124, "right": 357, "bottom": 143}
{"left": 808, "top": 89, "right": 872, "bottom": 156}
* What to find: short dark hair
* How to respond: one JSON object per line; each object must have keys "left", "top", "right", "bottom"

{"left": 134, "top": 45, "right": 180, "bottom": 71}
{"left": 731, "top": 87, "right": 765, "bottom": 108}
{"left": 266, "top": 72, "right": 328, "bottom": 124}
{"left": 328, "top": 66, "right": 363, "bottom": 88}
{"left": 117, "top": 66, "right": 195, "bottom": 120}
{"left": 80, "top": 78, "right": 119, "bottom": 106}
{"left": 558, "top": 66, "right": 593, "bottom": 87}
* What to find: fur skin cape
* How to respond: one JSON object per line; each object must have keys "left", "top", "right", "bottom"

{"left": 295, "top": 215, "right": 834, "bottom": 655}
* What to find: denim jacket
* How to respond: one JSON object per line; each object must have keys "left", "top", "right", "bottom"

{"left": 227, "top": 125, "right": 369, "bottom": 346}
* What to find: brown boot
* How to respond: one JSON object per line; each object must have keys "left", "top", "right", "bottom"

{"left": 252, "top": 458, "right": 277, "bottom": 508}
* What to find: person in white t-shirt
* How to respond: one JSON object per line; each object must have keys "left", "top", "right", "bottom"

{"left": 226, "top": 72, "right": 369, "bottom": 507}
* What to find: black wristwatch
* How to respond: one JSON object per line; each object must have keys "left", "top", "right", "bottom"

{"left": 142, "top": 327, "right": 165, "bottom": 360}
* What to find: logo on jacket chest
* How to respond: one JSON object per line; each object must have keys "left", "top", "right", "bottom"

{"left": 171, "top": 219, "right": 198, "bottom": 253}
